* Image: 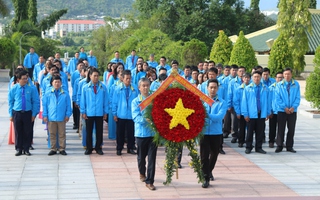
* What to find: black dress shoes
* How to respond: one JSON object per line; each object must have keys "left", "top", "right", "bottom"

{"left": 210, "top": 172, "right": 214, "bottom": 181}
{"left": 245, "top": 148, "right": 251, "bottom": 154}
{"left": 275, "top": 147, "right": 283, "bottom": 153}
{"left": 84, "top": 150, "right": 92, "bottom": 155}
{"left": 178, "top": 163, "right": 182, "bottom": 168}
{"left": 238, "top": 143, "right": 244, "bottom": 148}
{"left": 15, "top": 150, "right": 22, "bottom": 156}
{"left": 25, "top": 151, "right": 31, "bottom": 156}
{"left": 48, "top": 150, "right": 57, "bottom": 156}
{"left": 96, "top": 149, "right": 104, "bottom": 155}
{"left": 286, "top": 148, "right": 297, "bottom": 153}
{"left": 269, "top": 143, "right": 274, "bottom": 148}
{"left": 231, "top": 137, "right": 237, "bottom": 143}
{"left": 256, "top": 149, "right": 266, "bottom": 154}
{"left": 202, "top": 180, "right": 210, "bottom": 188}
{"left": 219, "top": 149, "right": 226, "bottom": 154}
{"left": 60, "top": 150, "right": 67, "bottom": 155}
{"left": 127, "top": 149, "right": 137, "bottom": 155}
{"left": 223, "top": 133, "right": 229, "bottom": 138}
{"left": 117, "top": 150, "right": 122, "bottom": 156}
{"left": 29, "top": 146, "right": 34, "bottom": 150}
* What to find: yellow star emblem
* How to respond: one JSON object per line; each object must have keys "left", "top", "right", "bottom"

{"left": 164, "top": 98, "right": 195, "bottom": 130}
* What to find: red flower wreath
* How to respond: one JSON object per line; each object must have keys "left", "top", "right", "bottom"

{"left": 151, "top": 88, "right": 205, "bottom": 142}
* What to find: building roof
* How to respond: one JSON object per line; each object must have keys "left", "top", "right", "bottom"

{"left": 229, "top": 9, "right": 320, "bottom": 54}
{"left": 57, "top": 20, "right": 105, "bottom": 25}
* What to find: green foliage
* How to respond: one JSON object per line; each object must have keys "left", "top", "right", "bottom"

{"left": 90, "top": 26, "right": 109, "bottom": 72}
{"left": 28, "top": 0, "right": 37, "bottom": 24}
{"left": 229, "top": 31, "right": 258, "bottom": 72}
{"left": 12, "top": 0, "right": 29, "bottom": 26}
{"left": 163, "top": 41, "right": 185, "bottom": 67}
{"left": 61, "top": 37, "right": 76, "bottom": 46}
{"left": 0, "top": 0, "right": 10, "bottom": 16}
{"left": 277, "top": 0, "right": 312, "bottom": 75}
{"left": 0, "top": 38, "right": 17, "bottom": 69}
{"left": 210, "top": 30, "right": 233, "bottom": 65}
{"left": 309, "top": 0, "right": 317, "bottom": 8}
{"left": 28, "top": 37, "right": 61, "bottom": 59}
{"left": 268, "top": 33, "right": 293, "bottom": 77}
{"left": 181, "top": 39, "right": 207, "bottom": 66}
{"left": 135, "top": 0, "right": 275, "bottom": 51}
{"left": 38, "top": 9, "right": 68, "bottom": 34}
{"left": 305, "top": 45, "right": 320, "bottom": 109}
{"left": 250, "top": 0, "right": 260, "bottom": 11}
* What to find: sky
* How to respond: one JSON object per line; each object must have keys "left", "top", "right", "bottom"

{"left": 243, "top": 0, "right": 320, "bottom": 10}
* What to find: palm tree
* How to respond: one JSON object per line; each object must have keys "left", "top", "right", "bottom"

{"left": 0, "top": 0, "right": 10, "bottom": 17}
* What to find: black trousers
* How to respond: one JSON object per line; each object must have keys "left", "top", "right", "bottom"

{"left": 85, "top": 116, "right": 103, "bottom": 151}
{"left": 27, "top": 67, "right": 34, "bottom": 80}
{"left": 136, "top": 137, "right": 158, "bottom": 184}
{"left": 246, "top": 116, "right": 265, "bottom": 151}
{"left": 13, "top": 111, "right": 32, "bottom": 151}
{"left": 238, "top": 115, "right": 247, "bottom": 144}
{"left": 269, "top": 114, "right": 278, "bottom": 144}
{"left": 200, "top": 135, "right": 221, "bottom": 181}
{"left": 277, "top": 112, "right": 297, "bottom": 149}
{"left": 230, "top": 109, "right": 239, "bottom": 138}
{"left": 177, "top": 147, "right": 183, "bottom": 164}
{"left": 116, "top": 118, "right": 134, "bottom": 150}
{"left": 72, "top": 102, "right": 80, "bottom": 128}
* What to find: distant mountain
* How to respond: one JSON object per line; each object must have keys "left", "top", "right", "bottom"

{"left": 261, "top": 9, "right": 278, "bottom": 21}
{"left": 2, "top": 0, "right": 134, "bottom": 20}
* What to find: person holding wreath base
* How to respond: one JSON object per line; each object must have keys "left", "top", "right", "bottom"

{"left": 132, "top": 78, "right": 158, "bottom": 191}
{"left": 201, "top": 79, "right": 227, "bottom": 188}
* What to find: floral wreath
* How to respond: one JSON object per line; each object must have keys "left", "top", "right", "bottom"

{"left": 140, "top": 70, "right": 214, "bottom": 185}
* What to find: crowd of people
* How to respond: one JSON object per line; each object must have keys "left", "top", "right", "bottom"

{"left": 8, "top": 47, "right": 301, "bottom": 190}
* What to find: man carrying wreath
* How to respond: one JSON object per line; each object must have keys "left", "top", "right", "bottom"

{"left": 132, "top": 78, "right": 158, "bottom": 190}
{"left": 201, "top": 79, "right": 227, "bottom": 188}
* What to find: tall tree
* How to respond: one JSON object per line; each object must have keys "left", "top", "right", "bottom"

{"left": 28, "top": 0, "right": 37, "bottom": 24}
{"left": 309, "top": 0, "right": 317, "bottom": 8}
{"left": 250, "top": 0, "right": 260, "bottom": 11}
{"left": 268, "top": 33, "right": 293, "bottom": 77}
{"left": 210, "top": 30, "right": 233, "bottom": 65}
{"left": 229, "top": 31, "right": 258, "bottom": 72}
{"left": 12, "top": 0, "right": 29, "bottom": 26}
{"left": 181, "top": 39, "right": 208, "bottom": 66}
{"left": 277, "top": 0, "right": 312, "bottom": 75}
{"left": 0, "top": 0, "right": 10, "bottom": 17}
{"left": 305, "top": 45, "right": 320, "bottom": 109}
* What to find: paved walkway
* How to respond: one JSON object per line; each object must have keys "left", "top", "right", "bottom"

{"left": 0, "top": 81, "right": 320, "bottom": 200}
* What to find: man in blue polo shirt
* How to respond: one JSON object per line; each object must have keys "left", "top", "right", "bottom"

{"left": 112, "top": 70, "right": 138, "bottom": 156}
{"left": 241, "top": 71, "right": 270, "bottom": 154}
{"left": 201, "top": 78, "right": 227, "bottom": 188}
{"left": 275, "top": 67, "right": 300, "bottom": 153}
{"left": 23, "top": 47, "right": 39, "bottom": 80}
{"left": 8, "top": 70, "right": 40, "bottom": 156}
{"left": 132, "top": 78, "right": 158, "bottom": 191}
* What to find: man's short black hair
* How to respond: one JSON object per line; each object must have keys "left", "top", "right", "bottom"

{"left": 252, "top": 70, "right": 262, "bottom": 76}
{"left": 171, "top": 60, "right": 179, "bottom": 65}
{"left": 159, "top": 67, "right": 167, "bottom": 72}
{"left": 263, "top": 67, "right": 271, "bottom": 73}
{"left": 283, "top": 67, "right": 292, "bottom": 73}
{"left": 207, "top": 78, "right": 219, "bottom": 87}
{"left": 208, "top": 67, "right": 218, "bottom": 74}
{"left": 184, "top": 65, "right": 191, "bottom": 70}
{"left": 50, "top": 75, "right": 62, "bottom": 86}
{"left": 122, "top": 69, "right": 131, "bottom": 77}
{"left": 17, "top": 70, "right": 28, "bottom": 79}
{"left": 230, "top": 64, "right": 239, "bottom": 69}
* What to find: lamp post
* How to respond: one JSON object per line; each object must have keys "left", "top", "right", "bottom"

{"left": 19, "top": 32, "right": 31, "bottom": 64}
